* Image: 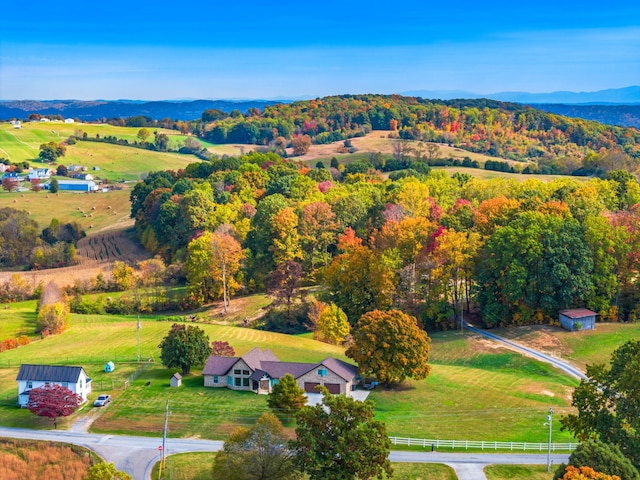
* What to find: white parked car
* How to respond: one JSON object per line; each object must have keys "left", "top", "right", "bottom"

{"left": 94, "top": 394, "right": 111, "bottom": 407}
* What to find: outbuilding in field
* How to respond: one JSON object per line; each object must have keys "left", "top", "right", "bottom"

{"left": 559, "top": 308, "right": 597, "bottom": 331}
{"left": 104, "top": 361, "right": 115, "bottom": 373}
{"left": 170, "top": 373, "right": 182, "bottom": 387}
{"left": 45, "top": 180, "right": 97, "bottom": 192}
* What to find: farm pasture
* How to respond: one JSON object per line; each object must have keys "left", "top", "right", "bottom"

{"left": 0, "top": 187, "right": 132, "bottom": 232}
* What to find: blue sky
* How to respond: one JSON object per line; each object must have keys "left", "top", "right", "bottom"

{"left": 1, "top": 1, "right": 639, "bottom": 100}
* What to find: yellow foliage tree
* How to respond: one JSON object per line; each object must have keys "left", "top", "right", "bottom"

{"left": 315, "top": 303, "right": 350, "bottom": 345}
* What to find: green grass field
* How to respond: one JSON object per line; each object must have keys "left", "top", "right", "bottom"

{"left": 0, "top": 187, "right": 132, "bottom": 232}
{"left": 490, "top": 323, "right": 640, "bottom": 371}
{"left": 0, "top": 305, "right": 577, "bottom": 443}
{"left": 485, "top": 464, "right": 553, "bottom": 480}
{"left": 0, "top": 122, "right": 176, "bottom": 162}
{"left": 152, "top": 452, "right": 458, "bottom": 480}
{"left": 371, "top": 331, "right": 577, "bottom": 443}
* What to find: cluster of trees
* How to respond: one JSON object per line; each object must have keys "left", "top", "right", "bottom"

{"left": 212, "top": 390, "right": 391, "bottom": 480}
{"left": 0, "top": 208, "right": 83, "bottom": 270}
{"left": 189, "top": 95, "right": 640, "bottom": 169}
{"left": 132, "top": 148, "right": 640, "bottom": 329}
{"left": 556, "top": 340, "right": 640, "bottom": 478}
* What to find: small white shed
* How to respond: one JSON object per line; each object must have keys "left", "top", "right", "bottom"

{"left": 170, "top": 373, "right": 182, "bottom": 387}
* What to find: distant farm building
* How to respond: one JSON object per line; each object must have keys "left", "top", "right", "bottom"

{"left": 27, "top": 168, "right": 52, "bottom": 181}
{"left": 104, "top": 361, "right": 115, "bottom": 373}
{"left": 46, "top": 180, "right": 98, "bottom": 192}
{"left": 72, "top": 173, "right": 94, "bottom": 181}
{"left": 64, "top": 118, "right": 75, "bottom": 124}
{"left": 559, "top": 309, "right": 597, "bottom": 331}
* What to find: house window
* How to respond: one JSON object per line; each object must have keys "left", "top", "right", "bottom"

{"left": 61, "top": 382, "right": 68, "bottom": 388}
{"left": 213, "top": 376, "right": 219, "bottom": 384}
{"left": 242, "top": 370, "right": 250, "bottom": 376}
{"left": 318, "top": 369, "right": 327, "bottom": 377}
{"left": 235, "top": 377, "right": 242, "bottom": 387}
{"left": 233, "top": 369, "right": 242, "bottom": 375}
{"left": 243, "top": 378, "right": 250, "bottom": 387}
{"left": 26, "top": 381, "right": 33, "bottom": 389}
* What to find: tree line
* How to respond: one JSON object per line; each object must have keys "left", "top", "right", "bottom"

{"left": 131, "top": 149, "right": 640, "bottom": 329}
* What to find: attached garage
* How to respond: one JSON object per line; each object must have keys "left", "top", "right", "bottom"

{"left": 304, "top": 382, "right": 320, "bottom": 393}
{"left": 324, "top": 383, "right": 341, "bottom": 394}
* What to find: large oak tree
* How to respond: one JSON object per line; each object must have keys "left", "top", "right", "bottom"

{"left": 159, "top": 323, "right": 211, "bottom": 375}
{"left": 346, "top": 309, "right": 431, "bottom": 385}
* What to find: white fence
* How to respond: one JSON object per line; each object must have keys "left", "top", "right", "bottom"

{"left": 389, "top": 437, "right": 578, "bottom": 451}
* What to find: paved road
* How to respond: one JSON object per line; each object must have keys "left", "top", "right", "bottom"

{"left": 0, "top": 426, "right": 569, "bottom": 480}
{"left": 464, "top": 324, "right": 587, "bottom": 381}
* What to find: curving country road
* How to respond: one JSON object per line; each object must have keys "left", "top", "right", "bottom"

{"left": 464, "top": 323, "right": 587, "bottom": 381}
{"left": 0, "top": 326, "right": 581, "bottom": 480}
{"left": 0, "top": 426, "right": 569, "bottom": 480}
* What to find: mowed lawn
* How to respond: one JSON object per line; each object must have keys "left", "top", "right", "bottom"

{"left": 0, "top": 311, "right": 346, "bottom": 432}
{"left": 370, "top": 331, "right": 578, "bottom": 443}
{"left": 153, "top": 452, "right": 458, "bottom": 480}
{"left": 490, "top": 323, "right": 640, "bottom": 371}
{"left": 1, "top": 307, "right": 579, "bottom": 443}
{"left": 0, "top": 187, "right": 132, "bottom": 232}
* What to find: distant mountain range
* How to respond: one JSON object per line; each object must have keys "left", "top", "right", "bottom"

{"left": 0, "top": 99, "right": 281, "bottom": 122}
{"left": 1, "top": 87, "right": 640, "bottom": 128}
{"left": 400, "top": 86, "right": 640, "bottom": 105}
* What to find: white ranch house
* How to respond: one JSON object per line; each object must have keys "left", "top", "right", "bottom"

{"left": 16, "top": 364, "right": 92, "bottom": 407}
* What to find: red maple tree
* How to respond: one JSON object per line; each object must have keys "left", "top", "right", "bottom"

{"left": 211, "top": 341, "right": 235, "bottom": 357}
{"left": 26, "top": 384, "right": 83, "bottom": 429}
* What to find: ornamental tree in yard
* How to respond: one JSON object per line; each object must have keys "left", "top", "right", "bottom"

{"left": 346, "top": 309, "right": 431, "bottom": 385}
{"left": 211, "top": 340, "right": 235, "bottom": 357}
{"left": 26, "top": 384, "right": 82, "bottom": 429}
{"left": 159, "top": 323, "right": 211, "bottom": 375}
{"left": 294, "top": 387, "right": 392, "bottom": 480}
{"left": 267, "top": 373, "right": 306, "bottom": 420}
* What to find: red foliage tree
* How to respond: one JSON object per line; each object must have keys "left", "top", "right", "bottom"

{"left": 26, "top": 384, "right": 82, "bottom": 429}
{"left": 211, "top": 341, "right": 235, "bottom": 357}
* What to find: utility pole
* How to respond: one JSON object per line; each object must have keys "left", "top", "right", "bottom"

{"left": 159, "top": 400, "right": 169, "bottom": 479}
{"left": 547, "top": 407, "right": 553, "bottom": 472}
{"left": 136, "top": 316, "right": 141, "bottom": 363}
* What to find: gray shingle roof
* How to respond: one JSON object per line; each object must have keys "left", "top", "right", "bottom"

{"left": 16, "top": 364, "right": 86, "bottom": 383}
{"left": 258, "top": 361, "right": 317, "bottom": 379}
{"left": 241, "top": 348, "right": 279, "bottom": 370}
{"left": 314, "top": 357, "right": 358, "bottom": 381}
{"left": 202, "top": 356, "right": 239, "bottom": 376}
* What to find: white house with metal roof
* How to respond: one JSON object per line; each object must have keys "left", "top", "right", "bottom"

{"left": 16, "top": 364, "right": 92, "bottom": 407}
